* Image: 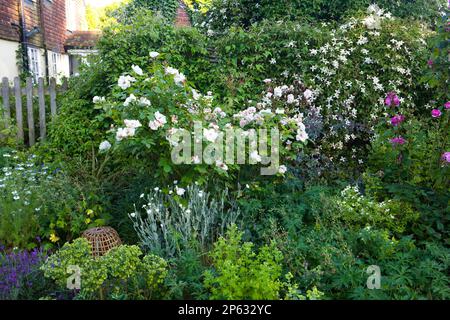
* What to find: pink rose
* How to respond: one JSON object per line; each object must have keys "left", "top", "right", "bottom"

{"left": 444, "top": 101, "right": 450, "bottom": 110}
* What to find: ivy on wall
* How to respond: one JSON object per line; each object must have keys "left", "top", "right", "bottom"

{"left": 125, "top": 0, "right": 181, "bottom": 22}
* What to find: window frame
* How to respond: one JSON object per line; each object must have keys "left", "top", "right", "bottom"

{"left": 27, "top": 46, "right": 41, "bottom": 82}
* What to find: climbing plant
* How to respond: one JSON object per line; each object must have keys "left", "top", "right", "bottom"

{"left": 121, "top": 0, "right": 181, "bottom": 22}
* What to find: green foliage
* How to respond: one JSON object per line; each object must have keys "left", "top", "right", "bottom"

{"left": 368, "top": 114, "right": 450, "bottom": 192}
{"left": 0, "top": 150, "right": 108, "bottom": 248}
{"left": 203, "top": 225, "right": 283, "bottom": 299}
{"left": 207, "top": 20, "right": 325, "bottom": 105}
{"left": 239, "top": 182, "right": 449, "bottom": 300}
{"left": 41, "top": 238, "right": 168, "bottom": 299}
{"left": 203, "top": 225, "right": 319, "bottom": 300}
{"left": 337, "top": 185, "right": 419, "bottom": 235}
{"left": 164, "top": 247, "right": 209, "bottom": 299}
{"left": 97, "top": 11, "right": 210, "bottom": 91}
{"left": 16, "top": 0, "right": 448, "bottom": 301}
{"left": 422, "top": 8, "right": 450, "bottom": 102}
{"left": 199, "top": 0, "right": 445, "bottom": 33}
{"left": 122, "top": 0, "right": 181, "bottom": 22}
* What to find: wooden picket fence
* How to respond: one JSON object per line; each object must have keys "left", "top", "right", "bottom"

{"left": 1, "top": 76, "right": 67, "bottom": 146}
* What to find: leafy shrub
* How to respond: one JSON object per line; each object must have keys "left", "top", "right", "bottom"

{"left": 0, "top": 150, "right": 108, "bottom": 248}
{"left": 240, "top": 182, "right": 449, "bottom": 300}
{"left": 41, "top": 238, "right": 168, "bottom": 299}
{"left": 423, "top": 8, "right": 449, "bottom": 102}
{"left": 206, "top": 20, "right": 325, "bottom": 105}
{"left": 130, "top": 184, "right": 240, "bottom": 258}
{"left": 94, "top": 57, "right": 308, "bottom": 186}
{"left": 194, "top": 8, "right": 435, "bottom": 182}
{"left": 296, "top": 10, "right": 433, "bottom": 178}
{"left": 203, "top": 225, "right": 322, "bottom": 300}
{"left": 164, "top": 247, "right": 209, "bottom": 299}
{"left": 118, "top": 0, "right": 181, "bottom": 22}
{"left": 97, "top": 11, "right": 211, "bottom": 93}
{"left": 199, "top": 0, "right": 445, "bottom": 33}
{"left": 43, "top": 10, "right": 211, "bottom": 165}
{"left": 336, "top": 185, "right": 419, "bottom": 235}
{"left": 368, "top": 110, "right": 449, "bottom": 192}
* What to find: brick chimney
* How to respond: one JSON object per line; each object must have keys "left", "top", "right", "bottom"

{"left": 175, "top": 1, "right": 191, "bottom": 27}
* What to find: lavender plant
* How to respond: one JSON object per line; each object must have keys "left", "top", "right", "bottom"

{"left": 0, "top": 245, "right": 49, "bottom": 300}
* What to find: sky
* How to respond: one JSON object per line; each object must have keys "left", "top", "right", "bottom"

{"left": 85, "top": 0, "right": 125, "bottom": 8}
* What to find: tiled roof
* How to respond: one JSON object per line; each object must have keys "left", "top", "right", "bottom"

{"left": 65, "top": 31, "right": 101, "bottom": 49}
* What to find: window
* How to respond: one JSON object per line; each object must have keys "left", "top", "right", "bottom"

{"left": 51, "top": 52, "right": 58, "bottom": 77}
{"left": 27, "top": 47, "right": 41, "bottom": 81}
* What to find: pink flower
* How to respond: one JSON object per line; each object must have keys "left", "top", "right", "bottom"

{"left": 390, "top": 136, "right": 406, "bottom": 146}
{"left": 390, "top": 114, "right": 405, "bottom": 126}
{"left": 385, "top": 92, "right": 400, "bottom": 107}
{"left": 444, "top": 101, "right": 450, "bottom": 110}
{"left": 431, "top": 109, "right": 442, "bottom": 118}
{"left": 442, "top": 152, "right": 450, "bottom": 163}
{"left": 427, "top": 59, "right": 433, "bottom": 67}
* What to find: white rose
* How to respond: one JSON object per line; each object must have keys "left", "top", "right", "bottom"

{"left": 116, "top": 127, "right": 136, "bottom": 141}
{"left": 216, "top": 160, "right": 228, "bottom": 171}
{"left": 99, "top": 140, "right": 111, "bottom": 152}
{"left": 274, "top": 87, "right": 283, "bottom": 98}
{"left": 124, "top": 94, "right": 137, "bottom": 107}
{"left": 192, "top": 89, "right": 201, "bottom": 100}
{"left": 154, "top": 111, "right": 167, "bottom": 125}
{"left": 250, "top": 151, "right": 262, "bottom": 163}
{"left": 124, "top": 119, "right": 142, "bottom": 129}
{"left": 149, "top": 121, "right": 160, "bottom": 131}
{"left": 93, "top": 96, "right": 105, "bottom": 104}
{"left": 118, "top": 75, "right": 136, "bottom": 90}
{"left": 174, "top": 72, "right": 186, "bottom": 85}
{"left": 132, "top": 65, "right": 143, "bottom": 76}
{"left": 203, "top": 128, "right": 219, "bottom": 142}
{"left": 296, "top": 130, "right": 309, "bottom": 142}
{"left": 278, "top": 165, "right": 287, "bottom": 174}
{"left": 139, "top": 97, "right": 151, "bottom": 107}
{"left": 149, "top": 51, "right": 160, "bottom": 58}
{"left": 165, "top": 66, "right": 179, "bottom": 75}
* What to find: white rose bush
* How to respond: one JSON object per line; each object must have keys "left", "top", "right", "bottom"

{"left": 94, "top": 54, "right": 309, "bottom": 186}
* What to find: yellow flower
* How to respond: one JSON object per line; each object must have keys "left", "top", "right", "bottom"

{"left": 49, "top": 233, "right": 60, "bottom": 243}
{"left": 86, "top": 209, "right": 94, "bottom": 217}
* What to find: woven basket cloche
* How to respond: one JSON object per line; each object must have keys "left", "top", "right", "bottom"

{"left": 82, "top": 226, "right": 122, "bottom": 257}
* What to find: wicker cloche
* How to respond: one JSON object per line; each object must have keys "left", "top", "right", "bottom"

{"left": 82, "top": 227, "right": 122, "bottom": 257}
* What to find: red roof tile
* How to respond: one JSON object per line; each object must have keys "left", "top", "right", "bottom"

{"left": 65, "top": 31, "right": 101, "bottom": 49}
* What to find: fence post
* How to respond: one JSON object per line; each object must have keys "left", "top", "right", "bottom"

{"left": 49, "top": 77, "right": 57, "bottom": 117}
{"left": 38, "top": 77, "right": 46, "bottom": 141}
{"left": 26, "top": 77, "right": 35, "bottom": 146}
{"left": 2, "top": 77, "right": 10, "bottom": 127}
{"left": 14, "top": 77, "right": 24, "bottom": 143}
